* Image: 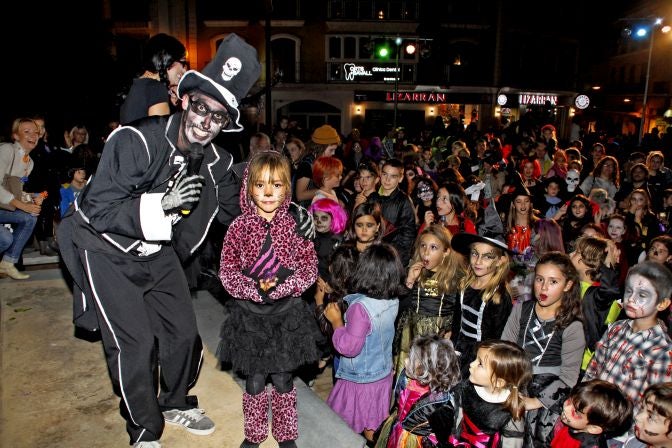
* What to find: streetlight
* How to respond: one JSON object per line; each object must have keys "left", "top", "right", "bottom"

{"left": 393, "top": 36, "right": 402, "bottom": 130}
{"left": 624, "top": 17, "right": 669, "bottom": 144}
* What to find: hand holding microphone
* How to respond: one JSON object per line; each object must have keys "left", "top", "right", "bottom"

{"left": 161, "top": 143, "right": 205, "bottom": 214}
{"left": 180, "top": 143, "right": 205, "bottom": 215}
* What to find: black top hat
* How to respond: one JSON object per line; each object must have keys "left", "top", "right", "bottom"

{"left": 451, "top": 232, "right": 512, "bottom": 256}
{"left": 177, "top": 33, "right": 261, "bottom": 132}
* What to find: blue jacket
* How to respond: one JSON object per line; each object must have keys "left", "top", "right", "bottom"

{"left": 336, "top": 293, "right": 399, "bottom": 383}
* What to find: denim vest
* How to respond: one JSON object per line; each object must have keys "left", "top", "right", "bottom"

{"left": 335, "top": 293, "right": 399, "bottom": 383}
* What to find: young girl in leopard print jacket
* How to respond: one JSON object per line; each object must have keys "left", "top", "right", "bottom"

{"left": 217, "top": 151, "right": 319, "bottom": 448}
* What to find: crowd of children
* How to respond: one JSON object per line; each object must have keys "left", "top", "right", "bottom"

{"left": 207, "top": 120, "right": 672, "bottom": 448}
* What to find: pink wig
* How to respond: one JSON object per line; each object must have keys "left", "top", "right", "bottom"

{"left": 308, "top": 198, "right": 348, "bottom": 234}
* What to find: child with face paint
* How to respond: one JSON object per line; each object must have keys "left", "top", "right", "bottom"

{"left": 584, "top": 261, "right": 672, "bottom": 426}
{"left": 624, "top": 382, "right": 672, "bottom": 448}
{"left": 450, "top": 233, "right": 513, "bottom": 378}
{"left": 411, "top": 176, "right": 438, "bottom": 229}
{"left": 392, "top": 224, "right": 466, "bottom": 377}
{"left": 306, "top": 198, "right": 349, "bottom": 378}
{"left": 501, "top": 252, "right": 586, "bottom": 445}
{"left": 549, "top": 379, "right": 632, "bottom": 447}
{"left": 308, "top": 198, "right": 348, "bottom": 283}
{"left": 344, "top": 202, "right": 385, "bottom": 253}
{"left": 218, "top": 151, "right": 319, "bottom": 448}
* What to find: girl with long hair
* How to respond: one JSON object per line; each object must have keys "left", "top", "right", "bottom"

{"left": 450, "top": 233, "right": 513, "bottom": 377}
{"left": 393, "top": 224, "right": 465, "bottom": 375}
{"left": 502, "top": 252, "right": 585, "bottom": 445}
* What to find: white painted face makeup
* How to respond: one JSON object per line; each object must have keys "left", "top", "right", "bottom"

{"left": 623, "top": 274, "right": 658, "bottom": 319}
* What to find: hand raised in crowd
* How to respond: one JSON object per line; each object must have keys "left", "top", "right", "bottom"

{"left": 424, "top": 210, "right": 435, "bottom": 227}
{"left": 604, "top": 239, "right": 621, "bottom": 269}
{"left": 314, "top": 276, "right": 333, "bottom": 306}
{"left": 354, "top": 191, "right": 368, "bottom": 208}
{"left": 594, "top": 207, "right": 603, "bottom": 224}
{"left": 324, "top": 301, "right": 344, "bottom": 329}
{"left": 406, "top": 261, "right": 424, "bottom": 289}
{"left": 629, "top": 206, "right": 644, "bottom": 222}
{"left": 553, "top": 203, "right": 568, "bottom": 220}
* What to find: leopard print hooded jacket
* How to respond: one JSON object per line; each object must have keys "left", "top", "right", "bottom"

{"left": 219, "top": 161, "right": 317, "bottom": 303}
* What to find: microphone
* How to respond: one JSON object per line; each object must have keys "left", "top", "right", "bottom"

{"left": 181, "top": 143, "right": 205, "bottom": 215}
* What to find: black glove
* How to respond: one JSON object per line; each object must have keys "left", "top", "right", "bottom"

{"left": 161, "top": 170, "right": 205, "bottom": 213}
{"left": 288, "top": 201, "right": 315, "bottom": 240}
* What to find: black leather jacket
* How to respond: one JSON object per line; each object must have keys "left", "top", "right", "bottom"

{"left": 393, "top": 371, "right": 457, "bottom": 443}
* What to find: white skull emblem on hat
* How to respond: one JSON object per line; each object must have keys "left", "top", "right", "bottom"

{"left": 221, "top": 57, "right": 242, "bottom": 81}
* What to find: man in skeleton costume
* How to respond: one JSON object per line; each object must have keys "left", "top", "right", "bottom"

{"left": 58, "top": 34, "right": 261, "bottom": 448}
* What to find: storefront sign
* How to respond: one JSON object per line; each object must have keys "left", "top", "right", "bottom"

{"left": 519, "top": 93, "right": 558, "bottom": 106}
{"left": 385, "top": 92, "right": 447, "bottom": 103}
{"left": 344, "top": 63, "right": 399, "bottom": 81}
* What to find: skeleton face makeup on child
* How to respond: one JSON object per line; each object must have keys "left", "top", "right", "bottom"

{"left": 416, "top": 181, "right": 434, "bottom": 202}
{"left": 566, "top": 169, "right": 580, "bottom": 193}
{"left": 313, "top": 211, "right": 333, "bottom": 234}
{"left": 622, "top": 274, "right": 659, "bottom": 319}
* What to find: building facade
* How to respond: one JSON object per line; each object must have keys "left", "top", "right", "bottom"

{"left": 106, "top": 0, "right": 598, "bottom": 141}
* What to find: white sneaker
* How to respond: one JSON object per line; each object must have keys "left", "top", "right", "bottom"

{"left": 133, "top": 442, "right": 161, "bottom": 448}
{"left": 0, "top": 261, "right": 29, "bottom": 280}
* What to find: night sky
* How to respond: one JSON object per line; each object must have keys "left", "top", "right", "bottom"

{"left": 0, "top": 0, "right": 641, "bottom": 145}
{"left": 2, "top": 1, "right": 117, "bottom": 145}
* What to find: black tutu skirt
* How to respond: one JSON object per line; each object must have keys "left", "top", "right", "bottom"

{"left": 216, "top": 296, "right": 321, "bottom": 376}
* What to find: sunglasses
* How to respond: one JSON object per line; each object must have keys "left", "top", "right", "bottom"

{"left": 188, "top": 97, "right": 230, "bottom": 126}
